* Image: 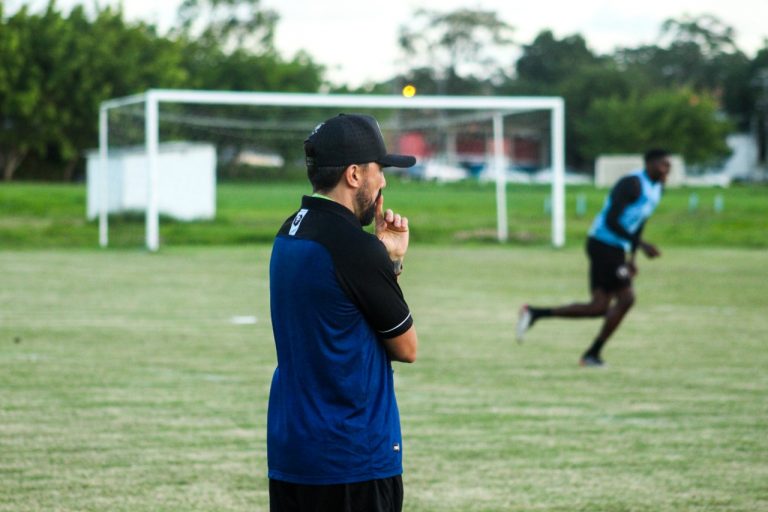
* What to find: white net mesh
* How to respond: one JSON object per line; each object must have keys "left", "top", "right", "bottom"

{"left": 106, "top": 102, "right": 552, "bottom": 182}
{"left": 97, "top": 91, "right": 563, "bottom": 249}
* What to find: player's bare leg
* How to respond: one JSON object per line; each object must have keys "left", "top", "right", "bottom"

{"left": 546, "top": 289, "right": 612, "bottom": 318}
{"left": 518, "top": 288, "right": 634, "bottom": 366}
{"left": 517, "top": 290, "right": 610, "bottom": 342}
{"left": 581, "top": 286, "right": 635, "bottom": 366}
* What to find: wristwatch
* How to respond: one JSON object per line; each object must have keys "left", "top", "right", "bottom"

{"left": 393, "top": 259, "right": 404, "bottom": 277}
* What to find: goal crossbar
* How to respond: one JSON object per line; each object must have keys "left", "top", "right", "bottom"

{"left": 98, "top": 89, "right": 566, "bottom": 251}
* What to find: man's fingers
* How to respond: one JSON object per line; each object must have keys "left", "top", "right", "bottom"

{"left": 386, "top": 214, "right": 408, "bottom": 231}
{"left": 379, "top": 201, "right": 408, "bottom": 232}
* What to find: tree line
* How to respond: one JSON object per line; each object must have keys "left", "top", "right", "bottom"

{"left": 0, "top": 0, "right": 323, "bottom": 181}
{"left": 395, "top": 9, "right": 768, "bottom": 170}
{"left": 1, "top": 1, "right": 766, "bottom": 180}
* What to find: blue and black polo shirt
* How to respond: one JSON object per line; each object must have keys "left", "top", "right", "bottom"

{"left": 267, "top": 195, "right": 413, "bottom": 485}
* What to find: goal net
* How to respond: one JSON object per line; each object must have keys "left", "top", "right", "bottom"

{"left": 96, "top": 90, "right": 565, "bottom": 250}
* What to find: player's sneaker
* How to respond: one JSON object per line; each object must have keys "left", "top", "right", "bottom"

{"left": 516, "top": 304, "right": 533, "bottom": 343}
{"left": 579, "top": 354, "right": 605, "bottom": 367}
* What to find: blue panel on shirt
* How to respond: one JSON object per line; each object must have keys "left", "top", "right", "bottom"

{"left": 267, "top": 235, "right": 403, "bottom": 484}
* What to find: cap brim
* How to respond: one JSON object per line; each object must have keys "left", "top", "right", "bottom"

{"left": 378, "top": 154, "right": 417, "bottom": 168}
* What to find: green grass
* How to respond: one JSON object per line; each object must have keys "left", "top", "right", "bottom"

{"left": 1, "top": 180, "right": 766, "bottom": 247}
{"left": 1, "top": 246, "right": 766, "bottom": 511}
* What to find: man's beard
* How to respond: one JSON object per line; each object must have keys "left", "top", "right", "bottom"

{"left": 356, "top": 185, "right": 379, "bottom": 227}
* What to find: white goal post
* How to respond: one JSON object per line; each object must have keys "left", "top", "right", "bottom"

{"left": 98, "top": 89, "right": 565, "bottom": 251}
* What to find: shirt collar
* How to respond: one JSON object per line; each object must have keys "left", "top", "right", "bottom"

{"left": 300, "top": 195, "right": 361, "bottom": 227}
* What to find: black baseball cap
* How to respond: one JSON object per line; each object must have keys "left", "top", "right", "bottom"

{"left": 304, "top": 114, "right": 416, "bottom": 169}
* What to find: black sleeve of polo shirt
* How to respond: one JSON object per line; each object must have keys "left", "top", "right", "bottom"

{"left": 605, "top": 175, "right": 642, "bottom": 244}
{"left": 333, "top": 235, "right": 413, "bottom": 339}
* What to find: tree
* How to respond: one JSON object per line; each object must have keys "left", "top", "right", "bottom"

{"left": 55, "top": 6, "right": 189, "bottom": 179}
{"left": 397, "top": 8, "right": 515, "bottom": 94}
{"left": 172, "top": 0, "right": 324, "bottom": 178}
{"left": 0, "top": 0, "right": 324, "bottom": 181}
{"left": 659, "top": 14, "right": 738, "bottom": 57}
{"left": 176, "top": 0, "right": 279, "bottom": 54}
{"left": 503, "top": 30, "right": 627, "bottom": 168}
{"left": 576, "top": 88, "right": 732, "bottom": 165}
{"left": 0, "top": 4, "right": 37, "bottom": 180}
{"left": 515, "top": 31, "right": 601, "bottom": 88}
{"left": 0, "top": 2, "right": 189, "bottom": 180}
{"left": 749, "top": 41, "right": 768, "bottom": 164}
{"left": 615, "top": 14, "right": 751, "bottom": 128}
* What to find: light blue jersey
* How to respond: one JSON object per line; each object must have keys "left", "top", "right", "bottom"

{"left": 589, "top": 169, "right": 663, "bottom": 252}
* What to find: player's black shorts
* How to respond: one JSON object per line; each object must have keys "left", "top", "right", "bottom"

{"left": 586, "top": 237, "right": 632, "bottom": 292}
{"left": 269, "top": 475, "right": 403, "bottom": 512}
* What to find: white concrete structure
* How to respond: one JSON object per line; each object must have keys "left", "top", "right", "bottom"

{"left": 595, "top": 154, "right": 685, "bottom": 188}
{"left": 722, "top": 133, "right": 759, "bottom": 179}
{"left": 86, "top": 142, "right": 216, "bottom": 221}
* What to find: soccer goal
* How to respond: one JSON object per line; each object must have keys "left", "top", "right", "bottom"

{"left": 96, "top": 89, "right": 565, "bottom": 251}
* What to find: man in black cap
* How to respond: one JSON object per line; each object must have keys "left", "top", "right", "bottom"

{"left": 267, "top": 114, "right": 419, "bottom": 512}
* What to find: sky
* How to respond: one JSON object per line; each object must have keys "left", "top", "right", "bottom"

{"left": 8, "top": 0, "right": 768, "bottom": 87}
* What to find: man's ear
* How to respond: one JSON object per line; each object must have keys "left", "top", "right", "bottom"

{"left": 343, "top": 164, "right": 362, "bottom": 189}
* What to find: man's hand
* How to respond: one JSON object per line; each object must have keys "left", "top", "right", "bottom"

{"left": 640, "top": 241, "right": 661, "bottom": 259}
{"left": 375, "top": 194, "right": 409, "bottom": 261}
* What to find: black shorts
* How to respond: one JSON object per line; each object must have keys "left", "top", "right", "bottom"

{"left": 586, "top": 237, "right": 632, "bottom": 292}
{"left": 269, "top": 475, "right": 403, "bottom": 512}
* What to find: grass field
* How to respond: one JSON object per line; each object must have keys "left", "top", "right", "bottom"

{"left": 1, "top": 180, "right": 766, "bottom": 248}
{"left": 1, "top": 246, "right": 766, "bottom": 511}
